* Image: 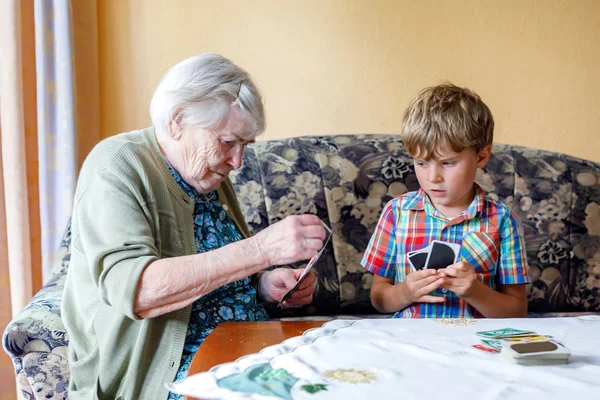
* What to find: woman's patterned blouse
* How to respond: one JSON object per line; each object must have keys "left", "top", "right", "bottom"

{"left": 166, "top": 164, "right": 268, "bottom": 400}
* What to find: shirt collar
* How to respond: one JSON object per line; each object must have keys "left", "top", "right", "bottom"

{"left": 403, "top": 188, "right": 427, "bottom": 211}
{"left": 467, "top": 183, "right": 486, "bottom": 218}
{"left": 403, "top": 183, "right": 486, "bottom": 220}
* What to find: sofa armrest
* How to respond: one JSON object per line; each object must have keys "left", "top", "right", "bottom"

{"left": 2, "top": 274, "right": 69, "bottom": 360}
{"left": 15, "top": 351, "right": 70, "bottom": 400}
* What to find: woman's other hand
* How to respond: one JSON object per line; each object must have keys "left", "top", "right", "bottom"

{"left": 253, "top": 214, "right": 326, "bottom": 266}
{"left": 258, "top": 268, "right": 316, "bottom": 308}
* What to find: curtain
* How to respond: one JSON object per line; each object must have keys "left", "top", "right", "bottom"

{"left": 0, "top": 0, "right": 40, "bottom": 326}
{"left": 1, "top": 1, "right": 99, "bottom": 397}
{"left": 1, "top": 1, "right": 41, "bottom": 399}
{"left": 35, "top": 0, "right": 77, "bottom": 280}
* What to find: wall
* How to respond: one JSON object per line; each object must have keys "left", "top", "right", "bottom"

{"left": 98, "top": 0, "right": 600, "bottom": 162}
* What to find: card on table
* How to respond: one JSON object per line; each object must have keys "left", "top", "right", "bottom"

{"left": 503, "top": 335, "right": 552, "bottom": 343}
{"left": 501, "top": 340, "right": 571, "bottom": 365}
{"left": 472, "top": 344, "right": 500, "bottom": 354}
{"left": 504, "top": 341, "right": 566, "bottom": 356}
{"left": 476, "top": 328, "right": 535, "bottom": 339}
{"left": 481, "top": 339, "right": 504, "bottom": 351}
{"left": 278, "top": 221, "right": 332, "bottom": 307}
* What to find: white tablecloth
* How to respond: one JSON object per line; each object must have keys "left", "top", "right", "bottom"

{"left": 170, "top": 316, "right": 600, "bottom": 399}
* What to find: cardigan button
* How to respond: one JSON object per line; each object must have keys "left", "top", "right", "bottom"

{"left": 222, "top": 204, "right": 229, "bottom": 211}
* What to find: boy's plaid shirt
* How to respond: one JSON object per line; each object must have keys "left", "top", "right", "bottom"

{"left": 361, "top": 185, "right": 530, "bottom": 318}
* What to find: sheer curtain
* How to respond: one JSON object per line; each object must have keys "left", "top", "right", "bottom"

{"left": 1, "top": 0, "right": 100, "bottom": 310}
{"left": 1, "top": 1, "right": 99, "bottom": 397}
{"left": 1, "top": 1, "right": 40, "bottom": 399}
{"left": 35, "top": 0, "right": 77, "bottom": 280}
{"left": 0, "top": 0, "right": 40, "bottom": 324}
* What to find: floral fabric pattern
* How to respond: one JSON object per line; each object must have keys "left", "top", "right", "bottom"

{"left": 2, "top": 223, "right": 72, "bottom": 400}
{"left": 3, "top": 134, "right": 600, "bottom": 400}
{"left": 229, "top": 135, "right": 600, "bottom": 316}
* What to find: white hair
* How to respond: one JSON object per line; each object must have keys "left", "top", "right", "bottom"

{"left": 149, "top": 53, "right": 265, "bottom": 137}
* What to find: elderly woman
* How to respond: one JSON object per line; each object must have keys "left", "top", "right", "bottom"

{"left": 61, "top": 54, "right": 325, "bottom": 400}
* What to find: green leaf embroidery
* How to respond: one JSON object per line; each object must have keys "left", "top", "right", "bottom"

{"left": 301, "top": 384, "right": 328, "bottom": 394}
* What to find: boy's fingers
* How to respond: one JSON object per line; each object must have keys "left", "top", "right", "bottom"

{"left": 418, "top": 274, "right": 444, "bottom": 287}
{"left": 449, "top": 261, "right": 472, "bottom": 271}
{"left": 439, "top": 267, "right": 460, "bottom": 278}
{"left": 412, "top": 269, "right": 439, "bottom": 281}
{"left": 419, "top": 295, "right": 445, "bottom": 303}
{"left": 419, "top": 278, "right": 444, "bottom": 295}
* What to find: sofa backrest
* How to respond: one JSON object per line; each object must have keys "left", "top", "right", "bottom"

{"left": 51, "top": 134, "right": 600, "bottom": 317}
{"left": 229, "top": 134, "right": 600, "bottom": 316}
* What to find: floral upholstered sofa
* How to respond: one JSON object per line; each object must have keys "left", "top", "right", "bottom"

{"left": 4, "top": 134, "right": 600, "bottom": 399}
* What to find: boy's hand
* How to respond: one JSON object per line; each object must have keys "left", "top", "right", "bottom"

{"left": 403, "top": 269, "right": 445, "bottom": 304}
{"left": 438, "top": 261, "right": 480, "bottom": 297}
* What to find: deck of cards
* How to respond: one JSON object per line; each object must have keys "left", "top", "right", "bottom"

{"left": 407, "top": 240, "right": 461, "bottom": 271}
{"left": 277, "top": 220, "right": 332, "bottom": 308}
{"left": 500, "top": 340, "right": 570, "bottom": 365}
{"left": 473, "top": 328, "right": 570, "bottom": 365}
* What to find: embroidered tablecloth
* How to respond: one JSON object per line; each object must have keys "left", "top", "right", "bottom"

{"left": 169, "top": 316, "right": 600, "bottom": 399}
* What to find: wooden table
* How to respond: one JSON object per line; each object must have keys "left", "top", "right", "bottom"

{"left": 185, "top": 320, "right": 327, "bottom": 399}
{"left": 188, "top": 320, "right": 327, "bottom": 373}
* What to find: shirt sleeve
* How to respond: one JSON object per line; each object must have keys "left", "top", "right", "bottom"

{"left": 73, "top": 169, "right": 159, "bottom": 320}
{"left": 361, "top": 200, "right": 398, "bottom": 279}
{"left": 497, "top": 210, "right": 531, "bottom": 285}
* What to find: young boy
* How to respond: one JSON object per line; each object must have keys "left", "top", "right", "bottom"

{"left": 361, "top": 83, "right": 530, "bottom": 318}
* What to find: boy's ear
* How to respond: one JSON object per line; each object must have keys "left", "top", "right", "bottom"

{"left": 476, "top": 144, "right": 493, "bottom": 168}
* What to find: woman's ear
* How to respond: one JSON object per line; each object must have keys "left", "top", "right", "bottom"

{"left": 476, "top": 144, "right": 493, "bottom": 168}
{"left": 168, "top": 110, "right": 184, "bottom": 140}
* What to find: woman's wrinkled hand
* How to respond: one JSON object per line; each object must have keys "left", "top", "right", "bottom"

{"left": 258, "top": 268, "right": 316, "bottom": 307}
{"left": 253, "top": 214, "right": 326, "bottom": 267}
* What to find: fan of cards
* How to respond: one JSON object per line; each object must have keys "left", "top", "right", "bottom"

{"left": 408, "top": 240, "right": 461, "bottom": 270}
{"left": 278, "top": 221, "right": 332, "bottom": 308}
{"left": 473, "top": 328, "right": 570, "bottom": 365}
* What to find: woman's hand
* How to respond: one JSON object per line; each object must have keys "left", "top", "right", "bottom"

{"left": 253, "top": 214, "right": 326, "bottom": 266}
{"left": 258, "top": 268, "right": 317, "bottom": 308}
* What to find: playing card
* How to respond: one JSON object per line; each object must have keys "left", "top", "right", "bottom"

{"left": 278, "top": 221, "right": 332, "bottom": 307}
{"left": 481, "top": 339, "right": 503, "bottom": 351}
{"left": 424, "top": 240, "right": 460, "bottom": 270}
{"left": 472, "top": 344, "right": 500, "bottom": 354}
{"left": 476, "top": 328, "right": 535, "bottom": 339}
{"left": 501, "top": 340, "right": 571, "bottom": 364}
{"left": 502, "top": 335, "right": 552, "bottom": 343}
{"left": 407, "top": 248, "right": 430, "bottom": 270}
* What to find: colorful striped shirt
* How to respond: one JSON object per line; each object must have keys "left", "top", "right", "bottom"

{"left": 361, "top": 185, "right": 530, "bottom": 318}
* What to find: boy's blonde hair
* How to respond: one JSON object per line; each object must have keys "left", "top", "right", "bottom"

{"left": 401, "top": 83, "right": 494, "bottom": 159}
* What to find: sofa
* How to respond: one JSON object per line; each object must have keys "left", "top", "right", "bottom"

{"left": 4, "top": 134, "right": 600, "bottom": 399}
